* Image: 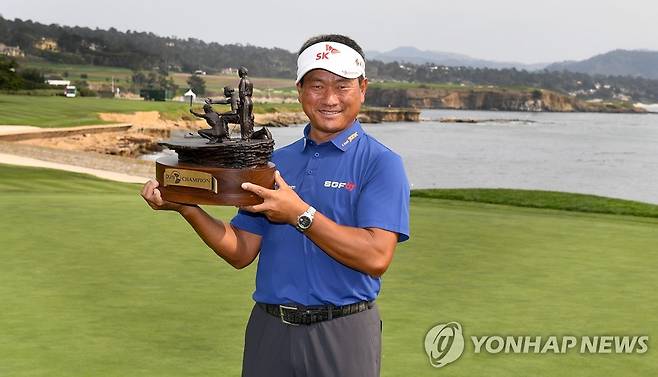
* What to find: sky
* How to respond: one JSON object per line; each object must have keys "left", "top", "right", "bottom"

{"left": 1, "top": 0, "right": 656, "bottom": 64}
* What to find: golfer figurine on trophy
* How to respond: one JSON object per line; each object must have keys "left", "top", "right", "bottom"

{"left": 156, "top": 66, "right": 275, "bottom": 206}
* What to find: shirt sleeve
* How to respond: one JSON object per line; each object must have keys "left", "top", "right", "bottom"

{"left": 230, "top": 209, "right": 268, "bottom": 236}
{"left": 356, "top": 150, "right": 410, "bottom": 242}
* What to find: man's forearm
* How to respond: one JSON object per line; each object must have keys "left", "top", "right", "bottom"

{"left": 178, "top": 206, "right": 252, "bottom": 268}
{"left": 304, "top": 212, "right": 397, "bottom": 277}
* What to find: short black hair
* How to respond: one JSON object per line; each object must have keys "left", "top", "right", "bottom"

{"left": 297, "top": 34, "right": 366, "bottom": 85}
{"left": 298, "top": 34, "right": 365, "bottom": 59}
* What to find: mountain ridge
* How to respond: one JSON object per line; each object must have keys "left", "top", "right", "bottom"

{"left": 545, "top": 49, "right": 658, "bottom": 80}
{"left": 366, "top": 46, "right": 548, "bottom": 71}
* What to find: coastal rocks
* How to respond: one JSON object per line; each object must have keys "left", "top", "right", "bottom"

{"left": 438, "top": 118, "right": 536, "bottom": 124}
{"left": 358, "top": 108, "right": 420, "bottom": 123}
{"left": 254, "top": 112, "right": 309, "bottom": 127}
{"left": 252, "top": 109, "right": 421, "bottom": 126}
{"left": 17, "top": 127, "right": 167, "bottom": 157}
{"left": 365, "top": 87, "right": 646, "bottom": 113}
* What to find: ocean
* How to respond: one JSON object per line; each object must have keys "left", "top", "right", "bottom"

{"left": 268, "top": 110, "right": 658, "bottom": 204}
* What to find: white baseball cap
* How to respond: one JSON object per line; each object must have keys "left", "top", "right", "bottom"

{"left": 296, "top": 41, "right": 366, "bottom": 84}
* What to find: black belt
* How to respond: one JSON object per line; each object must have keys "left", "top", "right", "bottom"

{"left": 258, "top": 301, "right": 374, "bottom": 326}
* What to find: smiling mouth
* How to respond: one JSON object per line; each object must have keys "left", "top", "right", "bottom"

{"left": 318, "top": 109, "right": 342, "bottom": 116}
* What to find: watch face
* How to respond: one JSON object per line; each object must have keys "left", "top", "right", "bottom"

{"left": 298, "top": 216, "right": 312, "bottom": 229}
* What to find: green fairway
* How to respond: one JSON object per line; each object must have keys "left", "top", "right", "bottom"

{"left": 0, "top": 94, "right": 189, "bottom": 127}
{"left": 1, "top": 164, "right": 656, "bottom": 376}
{"left": 18, "top": 60, "right": 298, "bottom": 98}
{"left": 170, "top": 72, "right": 295, "bottom": 93}
{"left": 20, "top": 60, "right": 134, "bottom": 85}
{"left": 412, "top": 188, "right": 658, "bottom": 218}
{"left": 0, "top": 94, "right": 301, "bottom": 127}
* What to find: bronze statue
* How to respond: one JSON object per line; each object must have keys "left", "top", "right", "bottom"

{"left": 156, "top": 65, "right": 276, "bottom": 205}
{"left": 189, "top": 67, "right": 270, "bottom": 143}
{"left": 190, "top": 103, "right": 229, "bottom": 143}
{"left": 238, "top": 66, "right": 254, "bottom": 140}
{"left": 251, "top": 126, "right": 272, "bottom": 140}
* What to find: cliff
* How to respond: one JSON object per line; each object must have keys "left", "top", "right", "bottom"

{"left": 358, "top": 108, "right": 420, "bottom": 123}
{"left": 253, "top": 108, "right": 420, "bottom": 126}
{"left": 365, "top": 87, "right": 646, "bottom": 113}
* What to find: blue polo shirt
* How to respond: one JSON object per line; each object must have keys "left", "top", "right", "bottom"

{"left": 230, "top": 120, "right": 410, "bottom": 306}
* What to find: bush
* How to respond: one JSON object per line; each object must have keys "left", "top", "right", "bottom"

{"left": 78, "top": 87, "right": 97, "bottom": 97}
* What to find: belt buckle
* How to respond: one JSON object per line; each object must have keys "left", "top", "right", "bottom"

{"left": 279, "top": 305, "right": 300, "bottom": 326}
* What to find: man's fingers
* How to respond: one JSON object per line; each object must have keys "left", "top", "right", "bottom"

{"left": 141, "top": 179, "right": 159, "bottom": 197}
{"left": 241, "top": 182, "right": 271, "bottom": 198}
{"left": 152, "top": 188, "right": 165, "bottom": 206}
{"left": 273, "top": 170, "right": 289, "bottom": 189}
{"left": 140, "top": 179, "right": 167, "bottom": 208}
{"left": 240, "top": 203, "right": 267, "bottom": 213}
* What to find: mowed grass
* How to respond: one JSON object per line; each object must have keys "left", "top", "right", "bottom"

{"left": 170, "top": 73, "right": 294, "bottom": 92}
{"left": 0, "top": 94, "right": 189, "bottom": 127}
{"left": 1, "top": 164, "right": 657, "bottom": 376}
{"left": 19, "top": 60, "right": 297, "bottom": 97}
{"left": 0, "top": 94, "right": 301, "bottom": 127}
{"left": 412, "top": 188, "right": 658, "bottom": 218}
{"left": 20, "top": 60, "right": 134, "bottom": 85}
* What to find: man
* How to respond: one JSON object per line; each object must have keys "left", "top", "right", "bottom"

{"left": 202, "top": 85, "right": 240, "bottom": 141}
{"left": 189, "top": 103, "right": 229, "bottom": 143}
{"left": 141, "top": 34, "right": 410, "bottom": 377}
{"left": 206, "top": 85, "right": 240, "bottom": 125}
{"left": 237, "top": 66, "right": 254, "bottom": 140}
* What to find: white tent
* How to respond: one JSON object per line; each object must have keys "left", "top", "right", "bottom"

{"left": 184, "top": 89, "right": 196, "bottom": 106}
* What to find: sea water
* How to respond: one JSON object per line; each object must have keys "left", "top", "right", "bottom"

{"left": 268, "top": 110, "right": 658, "bottom": 204}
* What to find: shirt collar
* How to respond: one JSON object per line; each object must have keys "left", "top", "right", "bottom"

{"left": 301, "top": 120, "right": 363, "bottom": 152}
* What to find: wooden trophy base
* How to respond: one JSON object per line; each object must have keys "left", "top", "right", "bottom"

{"left": 155, "top": 156, "right": 275, "bottom": 206}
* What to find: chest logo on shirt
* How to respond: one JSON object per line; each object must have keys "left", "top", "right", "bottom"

{"left": 324, "top": 180, "right": 357, "bottom": 191}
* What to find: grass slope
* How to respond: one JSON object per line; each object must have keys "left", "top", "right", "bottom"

{"left": 0, "top": 94, "right": 188, "bottom": 127}
{"left": 20, "top": 60, "right": 134, "bottom": 85}
{"left": 1, "top": 164, "right": 657, "bottom": 376}
{"left": 170, "top": 73, "right": 295, "bottom": 93}
{"left": 412, "top": 188, "right": 658, "bottom": 218}
{"left": 0, "top": 94, "right": 301, "bottom": 127}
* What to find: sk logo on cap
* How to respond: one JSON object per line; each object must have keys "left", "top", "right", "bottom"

{"left": 316, "top": 44, "right": 341, "bottom": 60}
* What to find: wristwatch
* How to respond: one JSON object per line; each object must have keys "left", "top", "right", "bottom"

{"left": 295, "top": 206, "right": 316, "bottom": 232}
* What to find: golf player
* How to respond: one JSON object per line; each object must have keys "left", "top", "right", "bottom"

{"left": 141, "top": 34, "right": 410, "bottom": 377}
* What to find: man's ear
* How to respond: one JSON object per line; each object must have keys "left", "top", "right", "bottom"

{"left": 296, "top": 82, "right": 303, "bottom": 102}
{"left": 360, "top": 78, "right": 368, "bottom": 103}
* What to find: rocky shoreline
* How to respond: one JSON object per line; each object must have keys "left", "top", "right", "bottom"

{"left": 0, "top": 107, "right": 421, "bottom": 159}
{"left": 365, "top": 87, "right": 646, "bottom": 113}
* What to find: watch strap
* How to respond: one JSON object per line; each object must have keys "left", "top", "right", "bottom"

{"left": 296, "top": 206, "right": 316, "bottom": 232}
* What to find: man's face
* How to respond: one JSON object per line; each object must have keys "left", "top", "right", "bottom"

{"left": 296, "top": 69, "right": 367, "bottom": 137}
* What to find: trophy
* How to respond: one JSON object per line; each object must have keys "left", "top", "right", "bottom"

{"left": 155, "top": 67, "right": 275, "bottom": 206}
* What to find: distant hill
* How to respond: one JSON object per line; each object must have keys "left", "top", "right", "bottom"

{"left": 0, "top": 16, "right": 296, "bottom": 78}
{"left": 3, "top": 16, "right": 658, "bottom": 102}
{"left": 546, "top": 50, "right": 658, "bottom": 80}
{"left": 366, "top": 46, "right": 547, "bottom": 71}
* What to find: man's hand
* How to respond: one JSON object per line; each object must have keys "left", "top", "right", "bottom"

{"left": 240, "top": 171, "right": 308, "bottom": 224}
{"left": 140, "top": 179, "right": 191, "bottom": 212}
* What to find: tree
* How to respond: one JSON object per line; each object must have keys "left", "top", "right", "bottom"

{"left": 19, "top": 68, "right": 46, "bottom": 89}
{"left": 187, "top": 74, "right": 206, "bottom": 96}
{"left": 0, "top": 57, "right": 23, "bottom": 90}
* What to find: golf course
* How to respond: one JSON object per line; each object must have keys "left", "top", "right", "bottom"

{"left": 0, "top": 94, "right": 302, "bottom": 128}
{"left": 1, "top": 163, "right": 656, "bottom": 376}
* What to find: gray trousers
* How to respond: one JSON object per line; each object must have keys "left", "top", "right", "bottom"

{"left": 241, "top": 303, "right": 382, "bottom": 377}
